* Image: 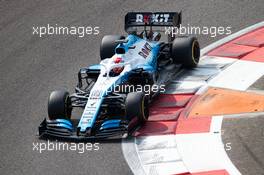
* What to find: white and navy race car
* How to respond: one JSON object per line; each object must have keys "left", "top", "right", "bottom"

{"left": 39, "top": 12, "right": 200, "bottom": 141}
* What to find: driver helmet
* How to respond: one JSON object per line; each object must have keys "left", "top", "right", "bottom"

{"left": 112, "top": 56, "right": 124, "bottom": 74}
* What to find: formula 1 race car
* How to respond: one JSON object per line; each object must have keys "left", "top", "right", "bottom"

{"left": 39, "top": 12, "right": 200, "bottom": 141}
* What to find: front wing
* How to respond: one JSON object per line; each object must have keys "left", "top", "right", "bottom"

{"left": 38, "top": 118, "right": 138, "bottom": 142}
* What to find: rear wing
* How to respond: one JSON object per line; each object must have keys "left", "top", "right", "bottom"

{"left": 125, "top": 12, "right": 181, "bottom": 32}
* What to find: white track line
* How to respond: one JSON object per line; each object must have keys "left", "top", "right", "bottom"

{"left": 209, "top": 60, "right": 264, "bottom": 91}
{"left": 136, "top": 135, "right": 188, "bottom": 175}
{"left": 122, "top": 138, "right": 146, "bottom": 175}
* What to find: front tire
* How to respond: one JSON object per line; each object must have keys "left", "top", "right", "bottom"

{"left": 100, "top": 35, "right": 125, "bottom": 60}
{"left": 48, "top": 90, "right": 72, "bottom": 120}
{"left": 171, "top": 36, "right": 200, "bottom": 68}
{"left": 125, "top": 92, "right": 149, "bottom": 125}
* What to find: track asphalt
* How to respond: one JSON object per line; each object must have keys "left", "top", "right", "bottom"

{"left": 0, "top": 0, "right": 263, "bottom": 174}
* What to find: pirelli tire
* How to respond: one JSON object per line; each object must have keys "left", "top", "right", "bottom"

{"left": 125, "top": 92, "right": 149, "bottom": 125}
{"left": 48, "top": 90, "right": 72, "bottom": 120}
{"left": 100, "top": 35, "right": 125, "bottom": 60}
{"left": 172, "top": 36, "right": 200, "bottom": 68}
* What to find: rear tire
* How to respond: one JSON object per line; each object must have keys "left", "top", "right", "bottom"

{"left": 171, "top": 36, "right": 200, "bottom": 68}
{"left": 125, "top": 92, "right": 149, "bottom": 125}
{"left": 48, "top": 90, "right": 72, "bottom": 120}
{"left": 100, "top": 35, "right": 125, "bottom": 60}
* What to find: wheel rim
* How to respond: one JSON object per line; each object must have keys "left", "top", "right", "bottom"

{"left": 192, "top": 40, "right": 200, "bottom": 64}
